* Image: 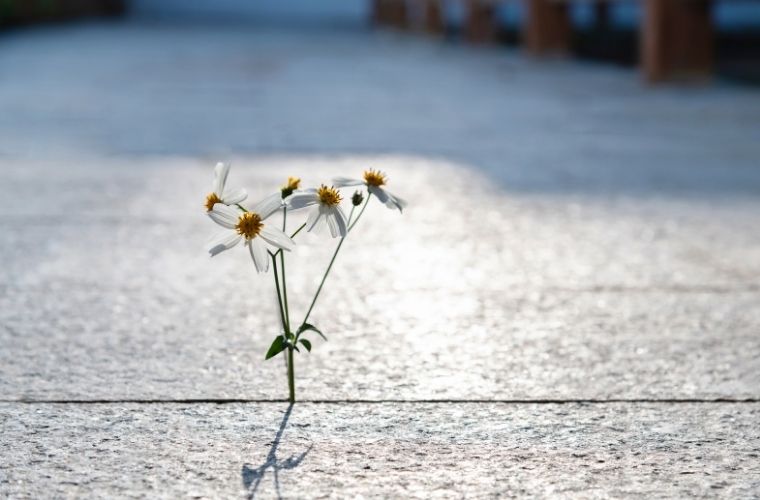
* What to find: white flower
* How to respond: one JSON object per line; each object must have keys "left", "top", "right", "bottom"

{"left": 287, "top": 184, "right": 348, "bottom": 238}
{"left": 333, "top": 169, "right": 407, "bottom": 212}
{"left": 204, "top": 162, "right": 247, "bottom": 212}
{"left": 207, "top": 197, "right": 295, "bottom": 273}
{"left": 251, "top": 176, "right": 303, "bottom": 218}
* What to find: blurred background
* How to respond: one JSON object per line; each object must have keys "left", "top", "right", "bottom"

{"left": 4, "top": 0, "right": 760, "bottom": 82}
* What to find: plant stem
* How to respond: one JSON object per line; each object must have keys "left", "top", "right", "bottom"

{"left": 271, "top": 222, "right": 307, "bottom": 259}
{"left": 347, "top": 193, "right": 371, "bottom": 232}
{"left": 271, "top": 254, "right": 288, "bottom": 334}
{"left": 280, "top": 207, "right": 290, "bottom": 331}
{"left": 290, "top": 222, "right": 307, "bottom": 239}
{"left": 300, "top": 195, "right": 370, "bottom": 327}
{"left": 287, "top": 346, "right": 295, "bottom": 403}
{"left": 272, "top": 252, "right": 295, "bottom": 402}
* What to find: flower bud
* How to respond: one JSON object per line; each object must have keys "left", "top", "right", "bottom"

{"left": 351, "top": 190, "right": 364, "bottom": 206}
{"left": 281, "top": 176, "right": 301, "bottom": 198}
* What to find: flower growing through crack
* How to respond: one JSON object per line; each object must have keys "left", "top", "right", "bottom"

{"left": 287, "top": 184, "right": 347, "bottom": 238}
{"left": 333, "top": 169, "right": 407, "bottom": 212}
{"left": 201, "top": 162, "right": 406, "bottom": 404}
{"left": 204, "top": 162, "right": 247, "bottom": 212}
{"left": 207, "top": 198, "right": 294, "bottom": 273}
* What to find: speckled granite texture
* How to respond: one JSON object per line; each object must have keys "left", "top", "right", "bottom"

{"left": 2, "top": 20, "right": 760, "bottom": 499}
{"left": 2, "top": 403, "right": 759, "bottom": 498}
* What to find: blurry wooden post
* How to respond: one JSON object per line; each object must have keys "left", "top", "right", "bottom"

{"left": 524, "top": 0, "right": 571, "bottom": 54}
{"left": 594, "top": 0, "right": 609, "bottom": 30}
{"left": 423, "top": 0, "right": 445, "bottom": 34}
{"left": 641, "top": 0, "right": 713, "bottom": 82}
{"left": 465, "top": 0, "right": 497, "bottom": 43}
{"left": 372, "top": 0, "right": 408, "bottom": 28}
{"left": 390, "top": 0, "right": 409, "bottom": 28}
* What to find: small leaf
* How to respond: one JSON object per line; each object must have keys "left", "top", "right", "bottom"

{"left": 265, "top": 336, "right": 286, "bottom": 360}
{"left": 299, "top": 339, "right": 312, "bottom": 352}
{"left": 297, "top": 323, "right": 327, "bottom": 341}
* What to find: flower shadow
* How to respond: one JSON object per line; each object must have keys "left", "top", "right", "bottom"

{"left": 242, "top": 404, "right": 313, "bottom": 499}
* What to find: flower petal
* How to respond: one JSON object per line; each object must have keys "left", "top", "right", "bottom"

{"left": 326, "top": 206, "right": 347, "bottom": 238}
{"left": 287, "top": 190, "right": 319, "bottom": 210}
{"left": 251, "top": 192, "right": 283, "bottom": 220}
{"left": 385, "top": 190, "right": 408, "bottom": 213}
{"left": 221, "top": 187, "right": 247, "bottom": 206}
{"left": 248, "top": 238, "right": 270, "bottom": 273}
{"left": 306, "top": 206, "right": 325, "bottom": 233}
{"left": 208, "top": 203, "right": 241, "bottom": 229}
{"left": 207, "top": 230, "right": 241, "bottom": 257}
{"left": 368, "top": 185, "right": 389, "bottom": 204}
{"left": 260, "top": 226, "right": 295, "bottom": 251}
{"left": 332, "top": 177, "right": 363, "bottom": 188}
{"left": 213, "top": 162, "right": 231, "bottom": 197}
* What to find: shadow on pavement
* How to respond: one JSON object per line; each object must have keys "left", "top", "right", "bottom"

{"left": 241, "top": 404, "right": 313, "bottom": 499}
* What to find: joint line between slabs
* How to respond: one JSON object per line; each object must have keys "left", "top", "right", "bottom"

{"left": 1, "top": 398, "right": 758, "bottom": 405}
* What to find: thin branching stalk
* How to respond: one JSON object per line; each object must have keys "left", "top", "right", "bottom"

{"left": 300, "top": 195, "right": 370, "bottom": 328}
{"left": 280, "top": 207, "right": 291, "bottom": 332}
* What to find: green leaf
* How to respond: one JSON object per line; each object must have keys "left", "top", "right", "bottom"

{"left": 299, "top": 339, "right": 312, "bottom": 352}
{"left": 265, "top": 336, "right": 286, "bottom": 360}
{"left": 297, "top": 323, "right": 327, "bottom": 341}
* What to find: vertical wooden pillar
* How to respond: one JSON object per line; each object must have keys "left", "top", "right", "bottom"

{"left": 389, "top": 0, "right": 409, "bottom": 29}
{"left": 424, "top": 0, "right": 445, "bottom": 34}
{"left": 594, "top": 0, "right": 609, "bottom": 30}
{"left": 465, "top": 0, "right": 497, "bottom": 44}
{"left": 641, "top": 0, "right": 713, "bottom": 82}
{"left": 524, "top": 0, "right": 572, "bottom": 55}
{"left": 372, "top": 0, "right": 408, "bottom": 28}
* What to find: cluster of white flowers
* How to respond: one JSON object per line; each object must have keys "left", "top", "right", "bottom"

{"left": 204, "top": 162, "right": 405, "bottom": 273}
{"left": 202, "top": 162, "right": 405, "bottom": 402}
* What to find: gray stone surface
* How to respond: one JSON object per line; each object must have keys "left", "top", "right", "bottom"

{"left": 1, "top": 19, "right": 760, "bottom": 498}
{"left": 2, "top": 403, "right": 760, "bottom": 498}
{"left": 1, "top": 158, "right": 759, "bottom": 401}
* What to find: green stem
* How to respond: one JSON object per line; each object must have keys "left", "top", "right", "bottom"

{"left": 287, "top": 346, "right": 295, "bottom": 403}
{"left": 272, "top": 252, "right": 295, "bottom": 403}
{"left": 348, "top": 193, "right": 371, "bottom": 233}
{"left": 290, "top": 222, "right": 306, "bottom": 239}
{"left": 271, "top": 222, "right": 307, "bottom": 259}
{"left": 271, "top": 254, "right": 288, "bottom": 334}
{"left": 300, "top": 196, "right": 370, "bottom": 328}
{"left": 280, "top": 208, "right": 290, "bottom": 332}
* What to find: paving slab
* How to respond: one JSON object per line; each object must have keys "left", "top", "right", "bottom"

{"left": 2, "top": 402, "right": 759, "bottom": 498}
{"left": 1, "top": 158, "right": 759, "bottom": 401}
{"left": 2, "top": 20, "right": 760, "bottom": 498}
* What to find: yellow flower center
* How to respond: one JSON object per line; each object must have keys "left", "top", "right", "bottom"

{"left": 363, "top": 169, "right": 387, "bottom": 187}
{"left": 281, "top": 176, "right": 301, "bottom": 197}
{"left": 284, "top": 176, "right": 301, "bottom": 191}
{"left": 317, "top": 184, "right": 342, "bottom": 207}
{"left": 205, "top": 192, "right": 222, "bottom": 212}
{"left": 235, "top": 212, "right": 264, "bottom": 239}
